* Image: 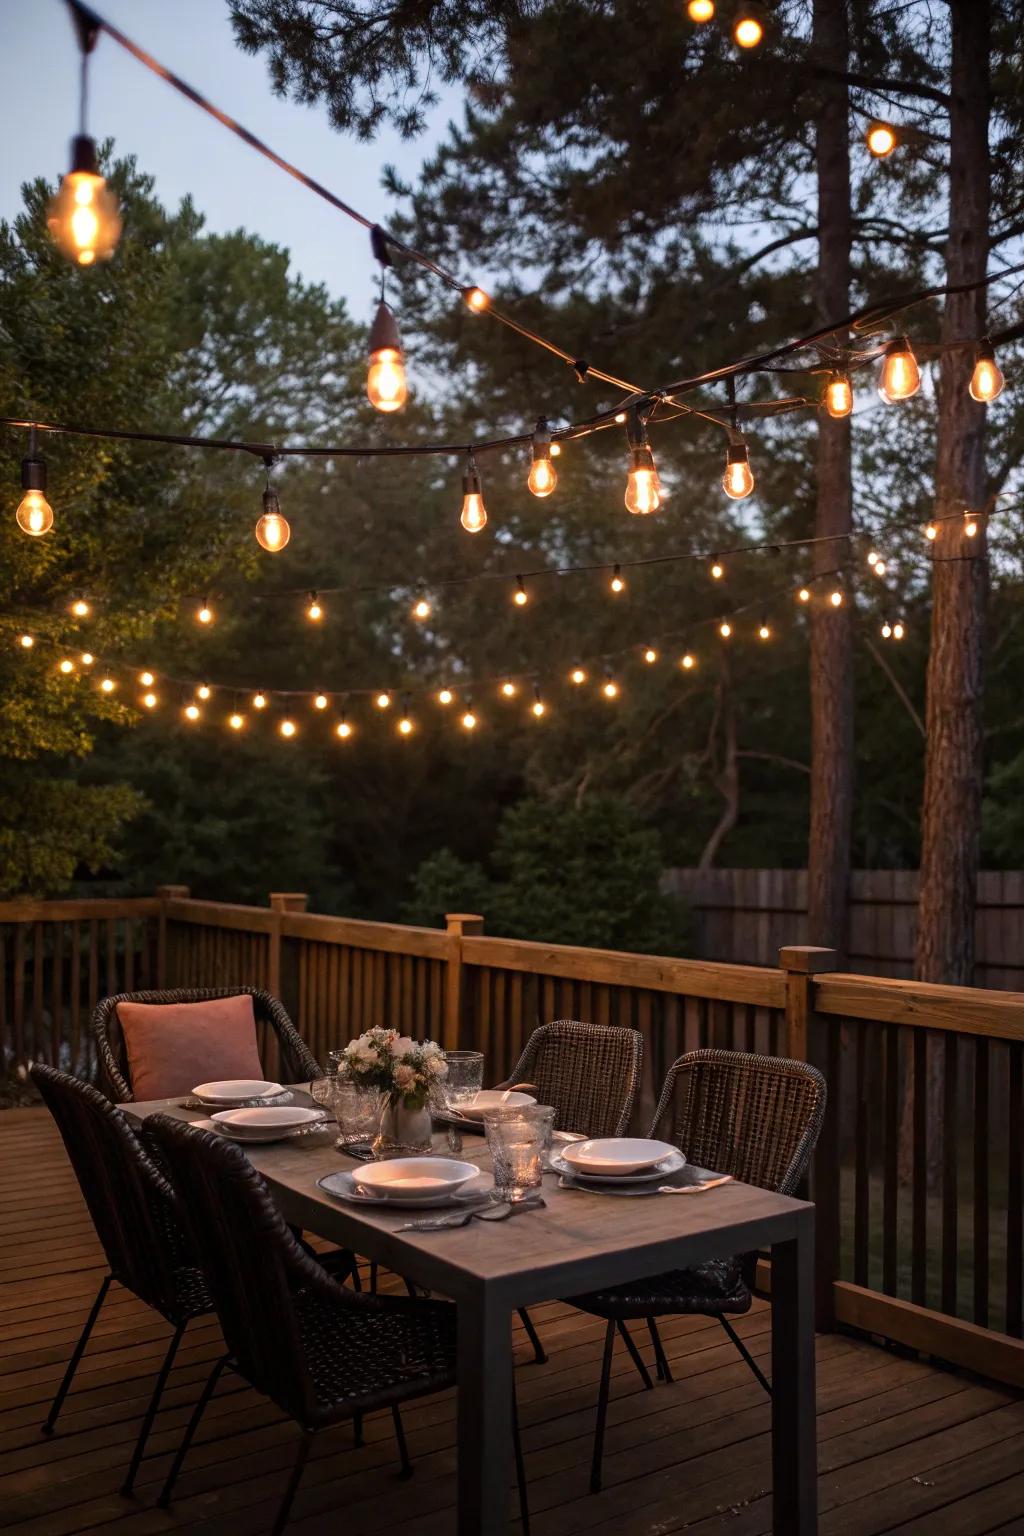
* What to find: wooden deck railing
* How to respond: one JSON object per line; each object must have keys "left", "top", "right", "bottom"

{"left": 1, "top": 889, "right": 1021, "bottom": 1393}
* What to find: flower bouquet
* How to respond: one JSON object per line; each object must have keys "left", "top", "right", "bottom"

{"left": 339, "top": 1028, "right": 448, "bottom": 1156}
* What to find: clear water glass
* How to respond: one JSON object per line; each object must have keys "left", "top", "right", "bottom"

{"left": 442, "top": 1049, "right": 485, "bottom": 1110}
{"left": 334, "top": 1082, "right": 383, "bottom": 1150}
{"left": 483, "top": 1104, "right": 556, "bottom": 1202}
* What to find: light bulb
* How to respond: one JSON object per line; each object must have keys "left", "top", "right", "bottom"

{"left": 610, "top": 565, "right": 626, "bottom": 594}
{"left": 964, "top": 513, "right": 978, "bottom": 538}
{"left": 47, "top": 139, "right": 121, "bottom": 265}
{"left": 881, "top": 621, "right": 892, "bottom": 639}
{"left": 719, "top": 621, "right": 732, "bottom": 638}
{"left": 336, "top": 716, "right": 353, "bottom": 739}
{"left": 59, "top": 658, "right": 75, "bottom": 675}
{"left": 798, "top": 587, "right": 811, "bottom": 603}
{"left": 830, "top": 590, "right": 843, "bottom": 607}
{"left": 825, "top": 374, "right": 853, "bottom": 418}
{"left": 461, "top": 707, "right": 477, "bottom": 730}
{"left": 867, "top": 550, "right": 879, "bottom": 566}
{"left": 18, "top": 634, "right": 34, "bottom": 649}
{"left": 687, "top": 0, "right": 714, "bottom": 19}
{"left": 501, "top": 680, "right": 517, "bottom": 698}
{"left": 438, "top": 688, "right": 454, "bottom": 706}
{"left": 71, "top": 598, "right": 90, "bottom": 618}
{"left": 723, "top": 443, "right": 754, "bottom": 499}
{"left": 99, "top": 675, "right": 116, "bottom": 693}
{"left": 874, "top": 559, "right": 887, "bottom": 575}
{"left": 197, "top": 601, "right": 213, "bottom": 625}
{"left": 255, "top": 487, "right": 290, "bottom": 552}
{"left": 644, "top": 647, "right": 658, "bottom": 664}
{"left": 513, "top": 577, "right": 528, "bottom": 606}
{"left": 531, "top": 688, "right": 546, "bottom": 718}
{"left": 681, "top": 653, "right": 696, "bottom": 670}
{"left": 528, "top": 420, "right": 557, "bottom": 497}
{"left": 549, "top": 442, "right": 562, "bottom": 458}
{"left": 314, "top": 692, "right": 329, "bottom": 710}
{"left": 733, "top": 3, "right": 765, "bottom": 47}
{"left": 184, "top": 703, "right": 201, "bottom": 722}
{"left": 893, "top": 621, "right": 905, "bottom": 640}
{"left": 570, "top": 666, "right": 587, "bottom": 685}
{"left": 625, "top": 445, "right": 661, "bottom": 515}
{"left": 758, "top": 623, "right": 771, "bottom": 640}
{"left": 197, "top": 684, "right": 211, "bottom": 701}
{"left": 879, "top": 337, "right": 921, "bottom": 403}
{"left": 464, "top": 286, "right": 490, "bottom": 312}
{"left": 228, "top": 712, "right": 245, "bottom": 730}
{"left": 614, "top": 411, "right": 627, "bottom": 425}
{"left": 17, "top": 490, "right": 54, "bottom": 536}
{"left": 307, "top": 594, "right": 323, "bottom": 621}
{"left": 139, "top": 671, "right": 155, "bottom": 688}
{"left": 969, "top": 342, "right": 1004, "bottom": 403}
{"left": 925, "top": 523, "right": 937, "bottom": 540}
{"left": 367, "top": 300, "right": 407, "bottom": 411}
{"left": 398, "top": 715, "right": 413, "bottom": 736}
{"left": 253, "top": 691, "right": 267, "bottom": 710}
{"left": 280, "top": 718, "right": 297, "bottom": 738}
{"left": 376, "top": 691, "right": 391, "bottom": 709}
{"left": 711, "top": 560, "right": 725, "bottom": 580}
{"left": 81, "top": 652, "right": 94, "bottom": 666}
{"left": 142, "top": 691, "right": 158, "bottom": 709}
{"left": 460, "top": 454, "right": 487, "bottom": 532}
{"left": 866, "top": 122, "right": 898, "bottom": 158}
{"left": 602, "top": 676, "right": 619, "bottom": 699}
{"left": 412, "top": 598, "right": 432, "bottom": 621}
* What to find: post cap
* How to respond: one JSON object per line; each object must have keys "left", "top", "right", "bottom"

{"left": 779, "top": 945, "right": 837, "bottom": 974}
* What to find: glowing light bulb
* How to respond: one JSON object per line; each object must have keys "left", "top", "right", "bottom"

{"left": 825, "top": 374, "right": 853, "bottom": 418}
{"left": 602, "top": 674, "right": 619, "bottom": 699}
{"left": 681, "top": 652, "right": 696, "bottom": 670}
{"left": 867, "top": 551, "right": 879, "bottom": 567}
{"left": 100, "top": 675, "right": 115, "bottom": 693}
{"left": 460, "top": 454, "right": 487, "bottom": 532}
{"left": 528, "top": 420, "right": 557, "bottom": 497}
{"left": 228, "top": 712, "right": 245, "bottom": 730}
{"left": 398, "top": 714, "right": 414, "bottom": 736}
{"left": 18, "top": 634, "right": 34, "bottom": 649}
{"left": 307, "top": 594, "right": 323, "bottom": 621}
{"left": 255, "top": 492, "right": 290, "bottom": 552}
{"left": 830, "top": 590, "right": 843, "bottom": 607}
{"left": 46, "top": 139, "right": 121, "bottom": 265}
{"left": 461, "top": 706, "right": 477, "bottom": 730}
{"left": 280, "top": 718, "right": 297, "bottom": 738}
{"left": 614, "top": 411, "right": 627, "bottom": 425}
{"left": 184, "top": 703, "right": 201, "bottom": 721}
{"left": 758, "top": 623, "right": 771, "bottom": 641}
{"left": 964, "top": 513, "right": 979, "bottom": 538}
{"left": 687, "top": 0, "right": 714, "bottom": 19}
{"left": 464, "top": 286, "right": 490, "bottom": 312}
{"left": 59, "top": 658, "right": 75, "bottom": 675}
{"left": 197, "top": 601, "right": 213, "bottom": 625}
{"left": 881, "top": 621, "right": 892, "bottom": 639}
{"left": 413, "top": 597, "right": 432, "bottom": 620}
{"left": 893, "top": 621, "right": 905, "bottom": 640}
{"left": 438, "top": 687, "right": 454, "bottom": 706}
{"left": 314, "top": 692, "right": 329, "bottom": 710}
{"left": 719, "top": 621, "right": 732, "bottom": 639}
{"left": 71, "top": 598, "right": 90, "bottom": 618}
{"left": 513, "top": 577, "right": 528, "bottom": 607}
{"left": 625, "top": 445, "right": 661, "bottom": 515}
{"left": 925, "top": 522, "right": 937, "bottom": 541}
{"left": 142, "top": 691, "right": 158, "bottom": 709}
{"left": 197, "top": 684, "right": 211, "bottom": 701}
{"left": 531, "top": 686, "right": 546, "bottom": 718}
{"left": 376, "top": 691, "right": 391, "bottom": 710}
{"left": 723, "top": 443, "right": 754, "bottom": 499}
{"left": 710, "top": 560, "right": 725, "bottom": 580}
{"left": 733, "top": 3, "right": 765, "bottom": 47}
{"left": 336, "top": 716, "right": 353, "bottom": 739}
{"left": 570, "top": 665, "right": 587, "bottom": 685}
{"left": 969, "top": 342, "right": 1004, "bottom": 403}
{"left": 878, "top": 337, "right": 921, "bottom": 403}
{"left": 139, "top": 672, "right": 155, "bottom": 688}
{"left": 610, "top": 565, "right": 626, "bottom": 594}
{"left": 874, "top": 559, "right": 887, "bottom": 575}
{"left": 367, "top": 300, "right": 407, "bottom": 411}
{"left": 866, "top": 121, "right": 898, "bottom": 158}
{"left": 253, "top": 691, "right": 267, "bottom": 710}
{"left": 549, "top": 442, "right": 561, "bottom": 458}
{"left": 16, "top": 489, "right": 54, "bottom": 536}
{"left": 81, "top": 652, "right": 94, "bottom": 666}
{"left": 644, "top": 647, "right": 658, "bottom": 664}
{"left": 501, "top": 680, "right": 517, "bottom": 698}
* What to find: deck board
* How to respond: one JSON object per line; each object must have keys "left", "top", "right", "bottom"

{"left": 1, "top": 1109, "right": 1022, "bottom": 1535}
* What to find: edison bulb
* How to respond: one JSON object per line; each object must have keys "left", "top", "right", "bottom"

{"left": 100, "top": 676, "right": 116, "bottom": 693}
{"left": 610, "top": 571, "right": 626, "bottom": 594}
{"left": 879, "top": 339, "right": 921, "bottom": 403}
{"left": 398, "top": 716, "right": 413, "bottom": 736}
{"left": 825, "top": 374, "right": 853, "bottom": 418}
{"left": 719, "top": 621, "right": 732, "bottom": 638}
{"left": 925, "top": 523, "right": 937, "bottom": 541}
{"left": 874, "top": 559, "right": 887, "bottom": 575}
{"left": 197, "top": 603, "right": 213, "bottom": 625}
{"left": 528, "top": 456, "right": 557, "bottom": 497}
{"left": 413, "top": 598, "right": 431, "bottom": 620}
{"left": 758, "top": 623, "right": 771, "bottom": 640}
{"left": 532, "top": 698, "right": 546, "bottom": 718}
{"left": 570, "top": 666, "right": 587, "bottom": 685}
{"left": 711, "top": 561, "right": 725, "bottom": 580}
{"left": 513, "top": 581, "right": 528, "bottom": 606}
{"left": 964, "top": 515, "right": 978, "bottom": 538}
{"left": 255, "top": 507, "right": 290, "bottom": 552}
{"left": 867, "top": 551, "right": 879, "bottom": 567}
{"left": 723, "top": 445, "right": 754, "bottom": 499}
{"left": 184, "top": 703, "right": 200, "bottom": 721}
{"left": 501, "top": 680, "right": 517, "bottom": 698}
{"left": 881, "top": 621, "right": 892, "bottom": 639}
{"left": 81, "top": 652, "right": 94, "bottom": 666}
{"left": 830, "top": 590, "right": 843, "bottom": 607}
{"left": 307, "top": 596, "right": 323, "bottom": 621}
{"left": 733, "top": 6, "right": 764, "bottom": 46}
{"left": 798, "top": 587, "right": 811, "bottom": 603}
{"left": 625, "top": 449, "right": 661, "bottom": 515}
{"left": 47, "top": 153, "right": 121, "bottom": 266}
{"left": 681, "top": 653, "right": 696, "bottom": 670}
{"left": 314, "top": 692, "right": 329, "bottom": 710}
{"left": 438, "top": 688, "right": 453, "bottom": 706}
{"left": 461, "top": 709, "right": 477, "bottom": 730}
{"left": 18, "top": 634, "right": 34, "bottom": 649}
{"left": 687, "top": 0, "right": 714, "bottom": 18}
{"left": 376, "top": 691, "right": 391, "bottom": 710}
{"left": 336, "top": 718, "right": 353, "bottom": 739}
{"left": 644, "top": 647, "right": 658, "bottom": 664}
{"left": 367, "top": 347, "right": 407, "bottom": 412}
{"left": 866, "top": 122, "right": 897, "bottom": 158}
{"left": 602, "top": 678, "right": 619, "bottom": 699}
{"left": 465, "top": 286, "right": 490, "bottom": 312}
{"left": 228, "top": 713, "right": 245, "bottom": 730}
{"left": 58, "top": 658, "right": 75, "bottom": 675}
{"left": 197, "top": 684, "right": 211, "bottom": 701}
{"left": 969, "top": 345, "right": 1004, "bottom": 403}
{"left": 139, "top": 671, "right": 155, "bottom": 688}
{"left": 893, "top": 621, "right": 905, "bottom": 640}
{"left": 142, "top": 691, "right": 158, "bottom": 709}
{"left": 71, "top": 598, "right": 90, "bottom": 618}
{"left": 253, "top": 691, "right": 267, "bottom": 709}
{"left": 460, "top": 490, "right": 487, "bottom": 533}
{"left": 16, "top": 490, "right": 54, "bottom": 537}
{"left": 279, "top": 718, "right": 297, "bottom": 739}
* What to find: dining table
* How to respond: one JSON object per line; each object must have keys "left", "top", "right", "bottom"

{"left": 122, "top": 1092, "right": 818, "bottom": 1535}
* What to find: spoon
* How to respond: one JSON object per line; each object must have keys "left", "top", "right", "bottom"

{"left": 500, "top": 1081, "right": 538, "bottom": 1101}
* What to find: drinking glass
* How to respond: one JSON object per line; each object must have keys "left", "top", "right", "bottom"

{"left": 334, "top": 1082, "right": 383, "bottom": 1151}
{"left": 483, "top": 1104, "right": 556, "bottom": 1202}
{"left": 442, "top": 1049, "right": 485, "bottom": 1111}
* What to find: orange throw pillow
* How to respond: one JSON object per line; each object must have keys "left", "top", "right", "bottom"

{"left": 117, "top": 995, "right": 264, "bottom": 1100}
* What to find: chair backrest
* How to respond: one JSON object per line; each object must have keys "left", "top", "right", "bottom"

{"left": 144, "top": 1112, "right": 321, "bottom": 1423}
{"left": 649, "top": 1049, "right": 826, "bottom": 1195}
{"left": 510, "top": 1020, "right": 643, "bottom": 1137}
{"left": 30, "top": 1064, "right": 193, "bottom": 1315}
{"left": 92, "top": 987, "right": 320, "bottom": 1102}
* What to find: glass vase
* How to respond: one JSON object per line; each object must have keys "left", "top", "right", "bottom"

{"left": 373, "top": 1095, "right": 434, "bottom": 1158}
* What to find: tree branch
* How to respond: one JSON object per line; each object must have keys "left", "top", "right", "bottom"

{"left": 736, "top": 749, "right": 811, "bottom": 776}
{"left": 863, "top": 638, "right": 925, "bottom": 737}
{"left": 806, "top": 64, "right": 950, "bottom": 109}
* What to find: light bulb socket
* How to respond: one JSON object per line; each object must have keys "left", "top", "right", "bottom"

{"left": 725, "top": 442, "right": 749, "bottom": 468}
{"left": 463, "top": 459, "right": 482, "bottom": 497}
{"left": 368, "top": 299, "right": 402, "bottom": 357}
{"left": 628, "top": 444, "right": 656, "bottom": 474}
{"left": 531, "top": 418, "right": 552, "bottom": 460}
{"left": 884, "top": 335, "right": 912, "bottom": 358}
{"left": 21, "top": 455, "right": 47, "bottom": 493}
{"left": 262, "top": 487, "right": 281, "bottom": 517}
{"left": 976, "top": 338, "right": 995, "bottom": 363}
{"left": 69, "top": 134, "right": 99, "bottom": 176}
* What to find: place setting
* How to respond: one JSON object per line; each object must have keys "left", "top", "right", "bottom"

{"left": 550, "top": 1136, "right": 734, "bottom": 1197}
{"left": 182, "top": 1078, "right": 331, "bottom": 1144}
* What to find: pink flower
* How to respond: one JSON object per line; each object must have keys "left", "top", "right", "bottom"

{"left": 394, "top": 1063, "right": 416, "bottom": 1090}
{"left": 389, "top": 1035, "right": 416, "bottom": 1058}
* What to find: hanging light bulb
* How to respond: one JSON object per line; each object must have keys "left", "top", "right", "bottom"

{"left": 255, "top": 467, "right": 290, "bottom": 553}
{"left": 460, "top": 453, "right": 487, "bottom": 533}
{"left": 893, "top": 621, "right": 906, "bottom": 640}
{"left": 398, "top": 707, "right": 414, "bottom": 736}
{"left": 513, "top": 576, "right": 529, "bottom": 607}
{"left": 17, "top": 633, "right": 34, "bottom": 649}
{"left": 723, "top": 440, "right": 755, "bottom": 499}
{"left": 196, "top": 600, "right": 214, "bottom": 625}
{"left": 570, "top": 665, "right": 587, "bottom": 685}
{"left": 376, "top": 690, "right": 391, "bottom": 710}
{"left": 881, "top": 621, "right": 892, "bottom": 639}
{"left": 602, "top": 669, "right": 619, "bottom": 700}
{"left": 99, "top": 674, "right": 115, "bottom": 694}
{"left": 16, "top": 436, "right": 54, "bottom": 536}
{"left": 306, "top": 593, "right": 323, "bottom": 622}
{"left": 336, "top": 714, "right": 353, "bottom": 739}
{"left": 81, "top": 651, "right": 94, "bottom": 666}
{"left": 710, "top": 558, "right": 725, "bottom": 580}
{"left": 280, "top": 717, "right": 297, "bottom": 739}
{"left": 184, "top": 703, "right": 201, "bottom": 722}
{"left": 866, "top": 550, "right": 879, "bottom": 567}
{"left": 719, "top": 620, "right": 732, "bottom": 638}
{"left": 253, "top": 690, "right": 268, "bottom": 710}
{"left": 830, "top": 589, "right": 843, "bottom": 607}
{"left": 969, "top": 341, "right": 1005, "bottom": 403}
{"left": 228, "top": 711, "right": 246, "bottom": 730}
{"left": 733, "top": 1, "right": 766, "bottom": 47}
{"left": 549, "top": 442, "right": 562, "bottom": 458}
{"left": 531, "top": 684, "right": 546, "bottom": 718}
{"left": 680, "top": 652, "right": 696, "bottom": 670}
{"left": 878, "top": 337, "right": 921, "bottom": 403}
{"left": 464, "top": 286, "right": 490, "bottom": 313}
{"left": 139, "top": 671, "right": 155, "bottom": 688}
{"left": 825, "top": 373, "right": 853, "bottom": 418}
{"left": 797, "top": 586, "right": 811, "bottom": 603}
{"left": 874, "top": 558, "right": 887, "bottom": 575}
{"left": 963, "top": 511, "right": 979, "bottom": 538}
{"left": 687, "top": 0, "right": 714, "bottom": 19}
{"left": 866, "top": 121, "right": 898, "bottom": 158}
{"left": 624, "top": 443, "right": 661, "bottom": 515}
{"left": 47, "top": 136, "right": 121, "bottom": 266}
{"left": 438, "top": 687, "right": 454, "bottom": 706}
{"left": 527, "top": 419, "right": 557, "bottom": 498}
{"left": 70, "top": 597, "right": 90, "bottom": 618}
{"left": 197, "top": 683, "right": 212, "bottom": 701}
{"left": 314, "top": 692, "right": 329, "bottom": 710}
{"left": 643, "top": 646, "right": 658, "bottom": 664}
{"left": 141, "top": 691, "right": 158, "bottom": 709}
{"left": 609, "top": 564, "right": 626, "bottom": 594}
{"left": 758, "top": 620, "right": 771, "bottom": 641}
{"left": 366, "top": 299, "right": 407, "bottom": 412}
{"left": 501, "top": 679, "right": 517, "bottom": 698}
{"left": 59, "top": 658, "right": 75, "bottom": 675}
{"left": 461, "top": 700, "right": 478, "bottom": 731}
{"left": 413, "top": 597, "right": 432, "bottom": 620}
{"left": 925, "top": 522, "right": 937, "bottom": 541}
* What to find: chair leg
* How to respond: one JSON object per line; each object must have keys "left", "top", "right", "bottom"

{"left": 589, "top": 1320, "right": 616, "bottom": 1495}
{"left": 369, "top": 1260, "right": 379, "bottom": 1293}
{"left": 517, "top": 1307, "right": 548, "bottom": 1365}
{"left": 718, "top": 1315, "right": 772, "bottom": 1396}
{"left": 646, "top": 1318, "right": 673, "bottom": 1383}
{"left": 158, "top": 1353, "right": 228, "bottom": 1507}
{"left": 272, "top": 1428, "right": 315, "bottom": 1536}
{"left": 616, "top": 1321, "right": 654, "bottom": 1390}
{"left": 120, "top": 1321, "right": 186, "bottom": 1496}
{"left": 511, "top": 1385, "right": 530, "bottom": 1535}
{"left": 352, "top": 1410, "right": 364, "bottom": 1448}
{"left": 391, "top": 1403, "right": 413, "bottom": 1478}
{"left": 42, "top": 1273, "right": 111, "bottom": 1435}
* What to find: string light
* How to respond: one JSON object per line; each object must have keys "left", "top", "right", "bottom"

{"left": 17, "top": 633, "right": 34, "bottom": 649}
{"left": 437, "top": 687, "right": 454, "bottom": 706}
{"left": 81, "top": 652, "right": 94, "bottom": 666}
{"left": 501, "top": 679, "right": 517, "bottom": 698}
{"left": 314, "top": 691, "right": 329, "bottom": 710}
{"left": 549, "top": 442, "right": 561, "bottom": 458}
{"left": 47, "top": 98, "right": 121, "bottom": 267}
{"left": 719, "top": 620, "right": 732, "bottom": 638}
{"left": 866, "top": 121, "right": 898, "bottom": 158}
{"left": 253, "top": 690, "right": 267, "bottom": 710}
{"left": 255, "top": 459, "right": 290, "bottom": 552}
{"left": 413, "top": 597, "right": 432, "bottom": 620}
{"left": 602, "top": 668, "right": 619, "bottom": 700}
{"left": 99, "top": 674, "right": 115, "bottom": 693}
{"left": 376, "top": 690, "right": 391, "bottom": 709}
{"left": 570, "top": 665, "right": 587, "bottom": 685}
{"left": 873, "top": 558, "right": 887, "bottom": 575}
{"left": 964, "top": 511, "right": 979, "bottom": 538}
{"left": 866, "top": 550, "right": 879, "bottom": 567}
{"left": 893, "top": 621, "right": 905, "bottom": 640}
{"left": 680, "top": 652, "right": 696, "bottom": 670}
{"left": 366, "top": 298, "right": 407, "bottom": 412}
{"left": 881, "top": 621, "right": 892, "bottom": 639}
{"left": 797, "top": 587, "right": 811, "bottom": 602}
{"left": 969, "top": 340, "right": 1004, "bottom": 403}
{"left": 461, "top": 700, "right": 478, "bottom": 730}
{"left": 460, "top": 453, "right": 487, "bottom": 533}
{"left": 925, "top": 522, "right": 937, "bottom": 541}
{"left": 878, "top": 337, "right": 921, "bottom": 402}
{"left": 398, "top": 702, "right": 414, "bottom": 736}
{"left": 16, "top": 438, "right": 53, "bottom": 537}
{"left": 643, "top": 646, "right": 658, "bottom": 664}
{"left": 70, "top": 598, "right": 90, "bottom": 618}
{"left": 513, "top": 576, "right": 529, "bottom": 606}
{"left": 830, "top": 589, "right": 844, "bottom": 607}
{"left": 825, "top": 373, "right": 853, "bottom": 418}
{"left": 336, "top": 714, "right": 353, "bottom": 739}
{"left": 758, "top": 620, "right": 771, "bottom": 640}
{"left": 733, "top": 1, "right": 766, "bottom": 48}
{"left": 624, "top": 417, "right": 661, "bottom": 516}
{"left": 139, "top": 671, "right": 155, "bottom": 687}
{"left": 306, "top": 592, "right": 323, "bottom": 622}
{"left": 527, "top": 418, "right": 557, "bottom": 498}
{"left": 279, "top": 717, "right": 297, "bottom": 738}
{"left": 59, "top": 658, "right": 75, "bottom": 675}
{"left": 196, "top": 599, "right": 213, "bottom": 625}
{"left": 710, "top": 558, "right": 725, "bottom": 580}
{"left": 197, "top": 683, "right": 211, "bottom": 700}
{"left": 141, "top": 690, "right": 158, "bottom": 709}
{"left": 184, "top": 703, "right": 201, "bottom": 722}
{"left": 228, "top": 711, "right": 245, "bottom": 730}
{"left": 531, "top": 684, "right": 546, "bottom": 718}
{"left": 464, "top": 286, "right": 490, "bottom": 312}
{"left": 687, "top": 0, "right": 714, "bottom": 19}
{"left": 723, "top": 440, "right": 755, "bottom": 500}
{"left": 609, "top": 564, "right": 626, "bottom": 594}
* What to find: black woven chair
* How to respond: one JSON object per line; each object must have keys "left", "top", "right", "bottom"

{"left": 92, "top": 987, "right": 320, "bottom": 1103}
{"left": 501, "top": 1020, "right": 643, "bottom": 1365}
{"left": 29, "top": 1064, "right": 217, "bottom": 1497}
{"left": 145, "top": 1112, "right": 530, "bottom": 1536}
{"left": 566, "top": 1048, "right": 827, "bottom": 1492}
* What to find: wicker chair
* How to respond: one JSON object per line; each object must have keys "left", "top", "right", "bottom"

{"left": 566, "top": 1048, "right": 827, "bottom": 1492}
{"left": 29, "top": 1065, "right": 217, "bottom": 1497}
{"left": 145, "top": 1112, "right": 530, "bottom": 1536}
{"left": 502, "top": 1020, "right": 643, "bottom": 1365}
{"left": 92, "top": 987, "right": 320, "bottom": 1102}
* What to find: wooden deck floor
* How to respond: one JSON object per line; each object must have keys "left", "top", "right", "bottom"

{"left": 3, "top": 1109, "right": 1023, "bottom": 1536}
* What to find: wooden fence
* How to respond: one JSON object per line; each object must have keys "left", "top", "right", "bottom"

{"left": 1, "top": 887, "right": 1022, "bottom": 1395}
{"left": 665, "top": 867, "right": 1024, "bottom": 988}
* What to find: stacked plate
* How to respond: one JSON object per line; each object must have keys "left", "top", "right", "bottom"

{"left": 550, "top": 1137, "right": 685, "bottom": 1188}
{"left": 319, "top": 1157, "right": 487, "bottom": 1209}
{"left": 452, "top": 1089, "right": 536, "bottom": 1121}
{"left": 191, "top": 1079, "right": 287, "bottom": 1106}
{"left": 208, "top": 1105, "right": 328, "bottom": 1143}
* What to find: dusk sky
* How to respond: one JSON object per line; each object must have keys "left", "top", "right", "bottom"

{"left": 0, "top": 0, "right": 454, "bottom": 317}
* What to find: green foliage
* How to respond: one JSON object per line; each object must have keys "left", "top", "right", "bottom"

{"left": 0, "top": 773, "right": 142, "bottom": 898}
{"left": 405, "top": 796, "right": 690, "bottom": 953}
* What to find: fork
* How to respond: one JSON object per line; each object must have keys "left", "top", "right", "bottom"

{"left": 656, "top": 1176, "right": 733, "bottom": 1194}
{"left": 396, "top": 1196, "right": 545, "bottom": 1232}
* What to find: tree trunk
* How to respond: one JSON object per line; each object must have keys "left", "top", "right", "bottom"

{"left": 915, "top": 0, "right": 990, "bottom": 986}
{"left": 807, "top": 0, "right": 854, "bottom": 961}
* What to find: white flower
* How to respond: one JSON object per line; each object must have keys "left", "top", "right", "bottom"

{"left": 426, "top": 1055, "right": 448, "bottom": 1078}
{"left": 420, "top": 1039, "right": 441, "bottom": 1057}
{"left": 389, "top": 1035, "right": 417, "bottom": 1058}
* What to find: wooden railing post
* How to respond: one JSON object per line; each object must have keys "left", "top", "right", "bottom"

{"left": 267, "top": 894, "right": 307, "bottom": 1017}
{"left": 780, "top": 944, "right": 838, "bottom": 1329}
{"left": 155, "top": 885, "right": 190, "bottom": 987}
{"left": 444, "top": 913, "right": 484, "bottom": 1049}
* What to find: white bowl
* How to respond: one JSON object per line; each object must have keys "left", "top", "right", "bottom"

{"left": 457, "top": 1090, "right": 536, "bottom": 1121}
{"left": 193, "top": 1079, "right": 283, "bottom": 1105}
{"left": 561, "top": 1137, "right": 677, "bottom": 1177}
{"left": 352, "top": 1157, "right": 479, "bottom": 1202}
{"left": 210, "top": 1106, "right": 324, "bottom": 1142}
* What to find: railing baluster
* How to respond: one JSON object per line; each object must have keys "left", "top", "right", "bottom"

{"left": 911, "top": 1030, "right": 928, "bottom": 1307}
{"left": 1006, "top": 1042, "right": 1022, "bottom": 1339}
{"left": 973, "top": 1036, "right": 989, "bottom": 1328}
{"left": 941, "top": 1032, "right": 959, "bottom": 1318}
{"left": 882, "top": 1022, "right": 899, "bottom": 1296}
{"left": 854, "top": 1022, "right": 869, "bottom": 1289}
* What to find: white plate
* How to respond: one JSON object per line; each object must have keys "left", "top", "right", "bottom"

{"left": 210, "top": 1106, "right": 326, "bottom": 1142}
{"left": 193, "top": 1079, "right": 284, "bottom": 1105}
{"left": 457, "top": 1090, "right": 537, "bottom": 1121}
{"left": 318, "top": 1169, "right": 491, "bottom": 1210}
{"left": 561, "top": 1137, "right": 677, "bottom": 1177}
{"left": 549, "top": 1147, "right": 686, "bottom": 1185}
{"left": 352, "top": 1157, "right": 478, "bottom": 1203}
